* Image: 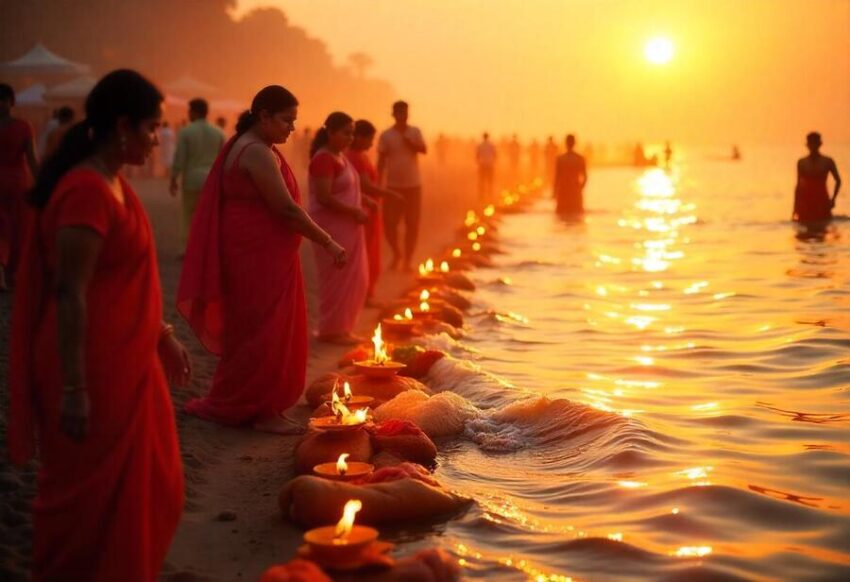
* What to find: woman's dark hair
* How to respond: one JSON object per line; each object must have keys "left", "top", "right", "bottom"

{"left": 354, "top": 119, "right": 376, "bottom": 138}
{"left": 309, "top": 111, "right": 353, "bottom": 158}
{"left": 235, "top": 85, "right": 298, "bottom": 135}
{"left": 29, "top": 69, "right": 163, "bottom": 208}
{"left": 0, "top": 83, "right": 14, "bottom": 104}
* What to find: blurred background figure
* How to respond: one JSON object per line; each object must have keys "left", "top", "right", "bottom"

{"left": 507, "top": 133, "right": 521, "bottom": 185}
{"left": 43, "top": 105, "right": 75, "bottom": 157}
{"left": 378, "top": 100, "right": 426, "bottom": 271}
{"left": 476, "top": 131, "right": 497, "bottom": 202}
{"left": 553, "top": 133, "right": 587, "bottom": 216}
{"left": 793, "top": 131, "right": 841, "bottom": 224}
{"left": 170, "top": 97, "right": 225, "bottom": 254}
{"left": 215, "top": 115, "right": 227, "bottom": 134}
{"left": 0, "top": 82, "right": 38, "bottom": 290}
{"left": 527, "top": 138, "right": 541, "bottom": 180}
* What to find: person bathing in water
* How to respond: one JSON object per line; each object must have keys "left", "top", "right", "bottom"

{"left": 793, "top": 132, "right": 841, "bottom": 224}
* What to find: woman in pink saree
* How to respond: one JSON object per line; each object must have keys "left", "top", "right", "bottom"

{"left": 308, "top": 112, "right": 369, "bottom": 345}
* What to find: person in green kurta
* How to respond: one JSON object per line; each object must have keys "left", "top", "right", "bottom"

{"left": 170, "top": 98, "right": 225, "bottom": 251}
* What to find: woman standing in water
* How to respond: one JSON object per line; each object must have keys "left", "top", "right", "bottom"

{"left": 0, "top": 83, "right": 39, "bottom": 289}
{"left": 179, "top": 86, "right": 346, "bottom": 434}
{"left": 309, "top": 112, "right": 369, "bottom": 344}
{"left": 8, "top": 69, "right": 187, "bottom": 580}
{"left": 793, "top": 131, "right": 842, "bottom": 223}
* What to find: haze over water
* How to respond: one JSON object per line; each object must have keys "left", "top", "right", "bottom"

{"left": 394, "top": 146, "right": 850, "bottom": 581}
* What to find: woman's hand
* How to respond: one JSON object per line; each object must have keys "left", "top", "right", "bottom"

{"left": 325, "top": 239, "right": 347, "bottom": 267}
{"left": 61, "top": 389, "right": 90, "bottom": 441}
{"left": 158, "top": 334, "right": 192, "bottom": 386}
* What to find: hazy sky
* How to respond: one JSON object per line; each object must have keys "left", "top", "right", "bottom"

{"left": 235, "top": 0, "right": 850, "bottom": 144}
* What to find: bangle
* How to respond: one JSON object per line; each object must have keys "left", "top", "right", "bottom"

{"left": 159, "top": 323, "right": 175, "bottom": 342}
{"left": 63, "top": 385, "right": 86, "bottom": 394}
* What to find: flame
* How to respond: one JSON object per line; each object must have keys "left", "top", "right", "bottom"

{"left": 464, "top": 210, "right": 478, "bottom": 227}
{"left": 418, "top": 263, "right": 427, "bottom": 276}
{"left": 336, "top": 453, "right": 349, "bottom": 476}
{"left": 341, "top": 407, "right": 368, "bottom": 425}
{"left": 440, "top": 261, "right": 450, "bottom": 273}
{"left": 425, "top": 258, "right": 434, "bottom": 272}
{"left": 334, "top": 499, "right": 362, "bottom": 539}
{"left": 343, "top": 381, "right": 352, "bottom": 403}
{"left": 419, "top": 289, "right": 430, "bottom": 301}
{"left": 467, "top": 231, "right": 479, "bottom": 241}
{"left": 420, "top": 301, "right": 430, "bottom": 312}
{"left": 404, "top": 308, "right": 413, "bottom": 319}
{"left": 371, "top": 324, "right": 388, "bottom": 364}
{"left": 483, "top": 204, "right": 495, "bottom": 217}
{"left": 452, "top": 248, "right": 462, "bottom": 258}
{"left": 331, "top": 392, "right": 345, "bottom": 418}
{"left": 476, "top": 226, "right": 486, "bottom": 236}
{"left": 393, "top": 314, "right": 403, "bottom": 320}
{"left": 472, "top": 242, "right": 482, "bottom": 252}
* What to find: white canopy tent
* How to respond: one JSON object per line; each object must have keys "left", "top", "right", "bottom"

{"left": 0, "top": 43, "right": 90, "bottom": 79}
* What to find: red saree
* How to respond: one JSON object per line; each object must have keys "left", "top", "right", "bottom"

{"left": 0, "top": 118, "right": 34, "bottom": 271}
{"left": 7, "top": 169, "right": 183, "bottom": 581}
{"left": 178, "top": 138, "right": 308, "bottom": 424}
{"left": 346, "top": 149, "right": 382, "bottom": 299}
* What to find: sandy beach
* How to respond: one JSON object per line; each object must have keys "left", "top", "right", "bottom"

{"left": 0, "top": 162, "right": 477, "bottom": 581}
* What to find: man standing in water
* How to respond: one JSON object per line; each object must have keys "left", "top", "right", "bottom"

{"left": 553, "top": 134, "right": 587, "bottom": 216}
{"left": 794, "top": 132, "right": 842, "bottom": 223}
{"left": 170, "top": 98, "right": 225, "bottom": 253}
{"left": 378, "top": 100, "right": 426, "bottom": 271}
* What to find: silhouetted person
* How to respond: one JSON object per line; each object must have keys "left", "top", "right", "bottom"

{"left": 215, "top": 116, "right": 227, "bottom": 133}
{"left": 543, "top": 136, "right": 558, "bottom": 184}
{"left": 553, "top": 134, "right": 587, "bottom": 216}
{"left": 731, "top": 145, "right": 741, "bottom": 161}
{"left": 159, "top": 120, "right": 176, "bottom": 175}
{"left": 793, "top": 132, "right": 841, "bottom": 223}
{"left": 476, "top": 132, "right": 497, "bottom": 201}
{"left": 663, "top": 141, "right": 673, "bottom": 168}
{"left": 377, "top": 100, "right": 426, "bottom": 270}
{"left": 170, "top": 98, "right": 225, "bottom": 251}
{"left": 44, "top": 106, "right": 75, "bottom": 157}
{"left": 633, "top": 142, "right": 647, "bottom": 167}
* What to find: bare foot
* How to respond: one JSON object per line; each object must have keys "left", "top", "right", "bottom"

{"left": 252, "top": 415, "right": 305, "bottom": 435}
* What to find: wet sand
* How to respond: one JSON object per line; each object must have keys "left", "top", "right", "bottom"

{"left": 0, "top": 163, "right": 477, "bottom": 581}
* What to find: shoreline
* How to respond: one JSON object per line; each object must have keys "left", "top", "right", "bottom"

{"left": 0, "top": 165, "right": 480, "bottom": 581}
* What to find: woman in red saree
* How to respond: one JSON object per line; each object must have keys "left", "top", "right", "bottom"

{"left": 8, "top": 70, "right": 189, "bottom": 581}
{"left": 0, "top": 82, "right": 39, "bottom": 289}
{"left": 793, "top": 132, "right": 842, "bottom": 223}
{"left": 346, "top": 119, "right": 404, "bottom": 307}
{"left": 309, "top": 112, "right": 369, "bottom": 344}
{"left": 178, "top": 86, "right": 346, "bottom": 434}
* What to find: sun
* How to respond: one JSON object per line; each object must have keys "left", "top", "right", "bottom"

{"left": 645, "top": 37, "right": 675, "bottom": 65}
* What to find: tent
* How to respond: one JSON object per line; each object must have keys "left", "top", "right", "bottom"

{"left": 44, "top": 75, "right": 98, "bottom": 100}
{"left": 0, "top": 43, "right": 90, "bottom": 78}
{"left": 165, "top": 75, "right": 220, "bottom": 98}
{"left": 16, "top": 83, "right": 46, "bottom": 107}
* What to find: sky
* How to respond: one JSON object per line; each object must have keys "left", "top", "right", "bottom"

{"left": 234, "top": 0, "right": 850, "bottom": 145}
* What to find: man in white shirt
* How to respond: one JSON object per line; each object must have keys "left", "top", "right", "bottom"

{"left": 377, "top": 100, "right": 426, "bottom": 271}
{"left": 476, "top": 132, "right": 497, "bottom": 201}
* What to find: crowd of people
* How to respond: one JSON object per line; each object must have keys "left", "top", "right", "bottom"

{"left": 0, "top": 67, "right": 843, "bottom": 579}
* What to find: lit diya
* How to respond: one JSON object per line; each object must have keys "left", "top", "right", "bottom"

{"left": 309, "top": 397, "right": 369, "bottom": 431}
{"left": 314, "top": 453, "right": 374, "bottom": 481}
{"left": 303, "top": 499, "right": 379, "bottom": 562}
{"left": 417, "top": 258, "right": 444, "bottom": 283}
{"left": 321, "top": 380, "right": 373, "bottom": 410}
{"left": 382, "top": 307, "right": 417, "bottom": 335}
{"left": 353, "top": 324, "right": 406, "bottom": 378}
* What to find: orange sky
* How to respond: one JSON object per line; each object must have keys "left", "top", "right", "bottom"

{"left": 235, "top": 0, "right": 849, "bottom": 145}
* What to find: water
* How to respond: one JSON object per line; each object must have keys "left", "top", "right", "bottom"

{"left": 389, "top": 147, "right": 850, "bottom": 581}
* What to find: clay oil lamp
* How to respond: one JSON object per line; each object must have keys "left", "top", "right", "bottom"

{"left": 322, "top": 380, "right": 373, "bottom": 411}
{"left": 303, "top": 499, "right": 379, "bottom": 562}
{"left": 382, "top": 307, "right": 417, "bottom": 336}
{"left": 417, "top": 258, "right": 443, "bottom": 284}
{"left": 352, "top": 324, "right": 406, "bottom": 378}
{"left": 309, "top": 396, "right": 370, "bottom": 431}
{"left": 314, "top": 453, "right": 374, "bottom": 482}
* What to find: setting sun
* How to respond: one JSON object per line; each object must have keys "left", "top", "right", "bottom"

{"left": 645, "top": 36, "right": 675, "bottom": 65}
